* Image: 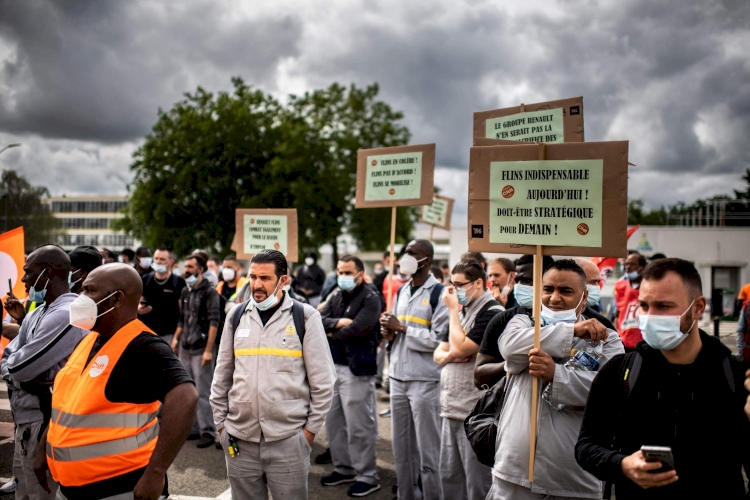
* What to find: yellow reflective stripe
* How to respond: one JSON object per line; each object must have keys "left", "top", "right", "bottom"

{"left": 397, "top": 316, "right": 431, "bottom": 326}
{"left": 234, "top": 348, "right": 302, "bottom": 358}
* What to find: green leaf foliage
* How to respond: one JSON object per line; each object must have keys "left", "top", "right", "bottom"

{"left": 0, "top": 170, "right": 58, "bottom": 250}
{"left": 117, "top": 78, "right": 414, "bottom": 256}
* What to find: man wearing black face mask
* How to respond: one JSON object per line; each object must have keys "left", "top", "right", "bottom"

{"left": 1, "top": 245, "right": 88, "bottom": 500}
{"left": 379, "top": 239, "right": 448, "bottom": 500}
{"left": 68, "top": 246, "right": 102, "bottom": 295}
{"left": 577, "top": 258, "right": 750, "bottom": 499}
{"left": 37, "top": 263, "right": 197, "bottom": 500}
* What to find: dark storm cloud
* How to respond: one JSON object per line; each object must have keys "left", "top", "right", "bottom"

{"left": 0, "top": 0, "right": 302, "bottom": 142}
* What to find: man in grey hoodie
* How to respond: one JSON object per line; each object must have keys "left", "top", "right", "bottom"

{"left": 2, "top": 245, "right": 88, "bottom": 500}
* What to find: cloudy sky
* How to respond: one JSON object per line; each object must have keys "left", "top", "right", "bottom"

{"left": 0, "top": 0, "right": 748, "bottom": 223}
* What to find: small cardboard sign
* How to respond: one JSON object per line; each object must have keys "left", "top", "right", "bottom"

{"left": 468, "top": 141, "right": 628, "bottom": 257}
{"left": 355, "top": 144, "right": 435, "bottom": 208}
{"left": 473, "top": 97, "right": 584, "bottom": 145}
{"left": 419, "top": 194, "right": 455, "bottom": 229}
{"left": 235, "top": 209, "right": 298, "bottom": 262}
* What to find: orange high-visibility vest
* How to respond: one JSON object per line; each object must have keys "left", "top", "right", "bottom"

{"left": 47, "top": 319, "right": 161, "bottom": 487}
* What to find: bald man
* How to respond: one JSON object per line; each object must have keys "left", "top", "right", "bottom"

{"left": 2, "top": 245, "right": 89, "bottom": 500}
{"left": 39, "top": 264, "right": 198, "bottom": 500}
{"left": 574, "top": 258, "right": 617, "bottom": 331}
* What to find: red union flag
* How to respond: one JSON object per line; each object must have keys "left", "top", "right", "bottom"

{"left": 591, "top": 225, "right": 640, "bottom": 284}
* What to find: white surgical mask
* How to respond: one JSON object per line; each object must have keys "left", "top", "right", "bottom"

{"left": 117, "top": 256, "right": 125, "bottom": 264}
{"left": 639, "top": 300, "right": 696, "bottom": 351}
{"left": 627, "top": 271, "right": 639, "bottom": 280}
{"left": 152, "top": 263, "right": 168, "bottom": 274}
{"left": 586, "top": 284, "right": 601, "bottom": 307}
{"left": 305, "top": 257, "right": 314, "bottom": 266}
{"left": 222, "top": 268, "right": 236, "bottom": 282}
{"left": 253, "top": 278, "right": 282, "bottom": 311}
{"left": 541, "top": 292, "right": 585, "bottom": 325}
{"left": 139, "top": 257, "right": 152, "bottom": 268}
{"left": 69, "top": 291, "right": 118, "bottom": 330}
{"left": 399, "top": 254, "right": 427, "bottom": 276}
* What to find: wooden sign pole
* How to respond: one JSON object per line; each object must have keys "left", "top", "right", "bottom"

{"left": 528, "top": 140, "right": 545, "bottom": 482}
{"left": 387, "top": 206, "right": 397, "bottom": 312}
{"left": 429, "top": 224, "right": 435, "bottom": 243}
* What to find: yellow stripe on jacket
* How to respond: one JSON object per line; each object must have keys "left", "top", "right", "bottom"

{"left": 235, "top": 347, "right": 303, "bottom": 358}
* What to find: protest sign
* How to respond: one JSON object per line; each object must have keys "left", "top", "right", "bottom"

{"left": 355, "top": 144, "right": 435, "bottom": 209}
{"left": 419, "top": 194, "right": 454, "bottom": 230}
{"left": 473, "top": 97, "right": 584, "bottom": 145}
{"left": 467, "top": 141, "right": 628, "bottom": 258}
{"left": 235, "top": 209, "right": 298, "bottom": 262}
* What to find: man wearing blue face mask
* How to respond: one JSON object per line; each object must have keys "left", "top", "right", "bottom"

{"left": 486, "top": 259, "right": 623, "bottom": 500}
{"left": 211, "top": 249, "right": 336, "bottom": 499}
{"left": 577, "top": 258, "right": 750, "bottom": 499}
{"left": 319, "top": 255, "right": 383, "bottom": 497}
{"left": 1, "top": 245, "right": 89, "bottom": 500}
{"left": 474, "top": 254, "right": 554, "bottom": 389}
{"left": 614, "top": 252, "right": 647, "bottom": 351}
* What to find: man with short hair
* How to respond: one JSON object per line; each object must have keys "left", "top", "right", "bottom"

{"left": 211, "top": 249, "right": 336, "bottom": 499}
{"left": 615, "top": 252, "right": 648, "bottom": 351}
{"left": 119, "top": 248, "right": 135, "bottom": 266}
{"left": 171, "top": 255, "right": 220, "bottom": 448}
{"left": 207, "top": 258, "right": 222, "bottom": 286}
{"left": 139, "top": 247, "right": 186, "bottom": 346}
{"left": 99, "top": 248, "right": 117, "bottom": 264}
{"left": 575, "top": 258, "right": 605, "bottom": 313}
{"left": 68, "top": 245, "right": 102, "bottom": 295}
{"left": 41, "top": 264, "right": 197, "bottom": 500}
{"left": 295, "top": 252, "right": 326, "bottom": 307}
{"left": 2, "top": 246, "right": 89, "bottom": 500}
{"left": 380, "top": 240, "right": 448, "bottom": 500}
{"left": 487, "top": 257, "right": 516, "bottom": 308}
{"left": 474, "top": 255, "right": 554, "bottom": 389}
{"left": 319, "top": 255, "right": 382, "bottom": 496}
{"left": 461, "top": 251, "right": 487, "bottom": 270}
{"left": 577, "top": 258, "right": 750, "bottom": 499}
{"left": 134, "top": 246, "right": 153, "bottom": 277}
{"left": 217, "top": 256, "right": 248, "bottom": 306}
{"left": 434, "top": 260, "right": 502, "bottom": 500}
{"left": 487, "top": 260, "right": 624, "bottom": 499}
{"left": 193, "top": 250, "right": 219, "bottom": 287}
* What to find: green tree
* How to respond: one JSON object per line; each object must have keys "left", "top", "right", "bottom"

{"left": 0, "top": 170, "right": 59, "bottom": 249}
{"left": 117, "top": 79, "right": 414, "bottom": 257}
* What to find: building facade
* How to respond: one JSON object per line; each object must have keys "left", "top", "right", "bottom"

{"left": 45, "top": 195, "right": 138, "bottom": 251}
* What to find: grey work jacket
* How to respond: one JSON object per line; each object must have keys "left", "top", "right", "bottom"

{"left": 210, "top": 293, "right": 336, "bottom": 443}
{"left": 388, "top": 275, "right": 448, "bottom": 382}
{"left": 493, "top": 314, "right": 624, "bottom": 498}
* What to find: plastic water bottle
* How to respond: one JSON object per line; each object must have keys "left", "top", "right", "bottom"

{"left": 542, "top": 342, "right": 602, "bottom": 410}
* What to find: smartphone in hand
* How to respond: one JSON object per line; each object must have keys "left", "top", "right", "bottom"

{"left": 641, "top": 445, "right": 675, "bottom": 472}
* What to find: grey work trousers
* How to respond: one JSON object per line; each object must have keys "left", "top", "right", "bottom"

{"left": 326, "top": 365, "right": 380, "bottom": 485}
{"left": 391, "top": 379, "right": 442, "bottom": 500}
{"left": 440, "top": 417, "right": 491, "bottom": 500}
{"left": 56, "top": 492, "right": 166, "bottom": 500}
{"left": 221, "top": 430, "right": 310, "bottom": 500}
{"left": 485, "top": 475, "right": 584, "bottom": 500}
{"left": 178, "top": 349, "right": 216, "bottom": 438}
{"left": 14, "top": 420, "right": 58, "bottom": 500}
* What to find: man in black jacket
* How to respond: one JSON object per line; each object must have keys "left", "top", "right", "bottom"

{"left": 319, "top": 254, "right": 383, "bottom": 497}
{"left": 576, "top": 258, "right": 750, "bottom": 499}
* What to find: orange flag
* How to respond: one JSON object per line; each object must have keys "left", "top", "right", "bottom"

{"left": 0, "top": 227, "right": 27, "bottom": 313}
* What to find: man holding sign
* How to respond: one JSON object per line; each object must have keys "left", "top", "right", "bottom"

{"left": 488, "top": 260, "right": 623, "bottom": 500}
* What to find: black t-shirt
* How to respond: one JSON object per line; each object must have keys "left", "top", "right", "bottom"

{"left": 220, "top": 283, "right": 236, "bottom": 302}
{"left": 440, "top": 300, "right": 503, "bottom": 346}
{"left": 65, "top": 332, "right": 194, "bottom": 500}
{"left": 139, "top": 272, "right": 186, "bottom": 337}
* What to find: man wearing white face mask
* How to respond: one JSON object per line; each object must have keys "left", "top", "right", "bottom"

{"left": 577, "top": 258, "right": 750, "bottom": 499}
{"left": 139, "top": 247, "right": 186, "bottom": 347}
{"left": 1, "top": 245, "right": 88, "bottom": 500}
{"left": 134, "top": 246, "right": 153, "bottom": 277}
{"left": 211, "top": 249, "right": 335, "bottom": 499}
{"left": 379, "top": 240, "right": 448, "bottom": 500}
{"left": 216, "top": 256, "right": 248, "bottom": 309}
{"left": 319, "top": 255, "right": 383, "bottom": 496}
{"left": 488, "top": 259, "right": 623, "bottom": 500}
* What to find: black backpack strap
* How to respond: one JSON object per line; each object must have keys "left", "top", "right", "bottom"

{"left": 723, "top": 357, "right": 736, "bottom": 394}
{"left": 230, "top": 301, "right": 251, "bottom": 343}
{"left": 429, "top": 283, "right": 445, "bottom": 311}
{"left": 622, "top": 351, "right": 643, "bottom": 397}
{"left": 291, "top": 299, "right": 306, "bottom": 346}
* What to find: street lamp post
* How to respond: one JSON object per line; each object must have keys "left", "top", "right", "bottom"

{"left": 0, "top": 143, "right": 22, "bottom": 232}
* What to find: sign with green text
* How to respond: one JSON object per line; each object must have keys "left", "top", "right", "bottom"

{"left": 467, "top": 141, "right": 628, "bottom": 258}
{"left": 419, "top": 194, "right": 454, "bottom": 229}
{"left": 473, "top": 97, "right": 584, "bottom": 145}
{"left": 356, "top": 144, "right": 435, "bottom": 208}
{"left": 489, "top": 160, "right": 603, "bottom": 247}
{"left": 235, "top": 208, "right": 298, "bottom": 262}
